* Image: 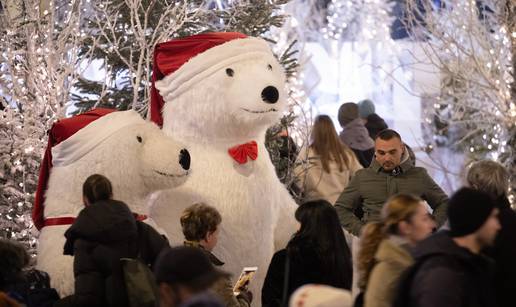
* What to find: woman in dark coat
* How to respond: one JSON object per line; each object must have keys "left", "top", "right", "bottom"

{"left": 55, "top": 174, "right": 168, "bottom": 307}
{"left": 261, "top": 200, "right": 353, "bottom": 307}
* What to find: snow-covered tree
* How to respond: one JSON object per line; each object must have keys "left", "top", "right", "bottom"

{"left": 0, "top": 0, "right": 87, "bottom": 254}
{"left": 405, "top": 0, "right": 515, "bottom": 202}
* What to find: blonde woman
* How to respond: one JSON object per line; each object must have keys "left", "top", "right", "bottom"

{"left": 358, "top": 194, "right": 435, "bottom": 307}
{"left": 295, "top": 115, "right": 361, "bottom": 205}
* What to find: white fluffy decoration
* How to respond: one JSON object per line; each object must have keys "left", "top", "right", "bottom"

{"left": 37, "top": 110, "right": 190, "bottom": 296}
{"left": 151, "top": 37, "right": 298, "bottom": 306}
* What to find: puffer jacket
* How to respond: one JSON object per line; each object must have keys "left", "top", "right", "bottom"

{"left": 335, "top": 153, "right": 448, "bottom": 236}
{"left": 55, "top": 199, "right": 168, "bottom": 307}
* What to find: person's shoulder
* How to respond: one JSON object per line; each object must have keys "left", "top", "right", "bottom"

{"left": 404, "top": 166, "right": 431, "bottom": 177}
{"left": 353, "top": 167, "right": 374, "bottom": 177}
{"left": 415, "top": 253, "right": 465, "bottom": 278}
{"left": 136, "top": 221, "right": 162, "bottom": 238}
{"left": 273, "top": 249, "right": 287, "bottom": 259}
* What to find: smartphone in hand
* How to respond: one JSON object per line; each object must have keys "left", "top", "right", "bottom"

{"left": 233, "top": 267, "right": 258, "bottom": 295}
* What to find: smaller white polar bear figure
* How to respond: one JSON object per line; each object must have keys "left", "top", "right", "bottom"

{"left": 148, "top": 32, "right": 299, "bottom": 305}
{"left": 33, "top": 109, "right": 190, "bottom": 296}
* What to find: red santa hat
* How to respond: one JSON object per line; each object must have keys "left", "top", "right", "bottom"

{"left": 32, "top": 108, "right": 142, "bottom": 230}
{"left": 149, "top": 32, "right": 272, "bottom": 126}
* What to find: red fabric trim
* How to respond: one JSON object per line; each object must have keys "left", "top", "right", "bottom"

{"left": 149, "top": 32, "right": 247, "bottom": 127}
{"left": 32, "top": 108, "right": 116, "bottom": 230}
{"left": 43, "top": 217, "right": 76, "bottom": 227}
{"left": 133, "top": 213, "right": 148, "bottom": 221}
{"left": 228, "top": 141, "right": 258, "bottom": 164}
{"left": 42, "top": 213, "right": 147, "bottom": 228}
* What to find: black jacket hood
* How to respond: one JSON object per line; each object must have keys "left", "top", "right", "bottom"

{"left": 64, "top": 199, "right": 137, "bottom": 255}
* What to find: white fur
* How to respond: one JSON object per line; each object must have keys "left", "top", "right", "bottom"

{"left": 152, "top": 40, "right": 298, "bottom": 306}
{"left": 37, "top": 111, "right": 190, "bottom": 296}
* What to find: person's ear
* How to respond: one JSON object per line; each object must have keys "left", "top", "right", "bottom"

{"left": 204, "top": 231, "right": 211, "bottom": 241}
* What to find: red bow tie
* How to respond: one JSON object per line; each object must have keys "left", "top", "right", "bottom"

{"left": 228, "top": 141, "right": 258, "bottom": 164}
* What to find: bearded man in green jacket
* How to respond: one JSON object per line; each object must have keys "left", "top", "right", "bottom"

{"left": 335, "top": 129, "right": 449, "bottom": 236}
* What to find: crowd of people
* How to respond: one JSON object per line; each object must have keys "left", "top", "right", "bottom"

{"left": 0, "top": 99, "right": 514, "bottom": 307}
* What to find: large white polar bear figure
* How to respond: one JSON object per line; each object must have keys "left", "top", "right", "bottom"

{"left": 148, "top": 32, "right": 298, "bottom": 304}
{"left": 33, "top": 109, "right": 191, "bottom": 296}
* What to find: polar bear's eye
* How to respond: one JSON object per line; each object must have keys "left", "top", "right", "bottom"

{"left": 267, "top": 64, "right": 273, "bottom": 71}
{"left": 136, "top": 136, "right": 143, "bottom": 143}
{"left": 226, "top": 68, "right": 234, "bottom": 77}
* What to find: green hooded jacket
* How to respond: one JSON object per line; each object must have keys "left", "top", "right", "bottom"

{"left": 335, "top": 155, "right": 448, "bottom": 236}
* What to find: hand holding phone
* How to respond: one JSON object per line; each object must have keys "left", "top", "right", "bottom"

{"left": 233, "top": 267, "right": 258, "bottom": 295}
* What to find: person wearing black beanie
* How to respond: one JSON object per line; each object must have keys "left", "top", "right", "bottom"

{"left": 448, "top": 187, "right": 498, "bottom": 241}
{"left": 394, "top": 187, "right": 501, "bottom": 307}
{"left": 466, "top": 160, "right": 516, "bottom": 307}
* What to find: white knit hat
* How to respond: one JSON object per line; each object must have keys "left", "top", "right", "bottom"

{"left": 289, "top": 284, "right": 352, "bottom": 307}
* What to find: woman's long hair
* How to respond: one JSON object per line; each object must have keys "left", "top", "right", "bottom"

{"left": 357, "top": 194, "right": 423, "bottom": 290}
{"left": 287, "top": 200, "right": 352, "bottom": 289}
{"left": 310, "top": 115, "right": 354, "bottom": 173}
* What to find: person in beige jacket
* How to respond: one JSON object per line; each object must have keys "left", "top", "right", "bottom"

{"left": 294, "top": 115, "right": 362, "bottom": 205}
{"left": 357, "top": 194, "right": 435, "bottom": 307}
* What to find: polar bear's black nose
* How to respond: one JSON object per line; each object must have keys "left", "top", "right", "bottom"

{"left": 179, "top": 149, "right": 190, "bottom": 170}
{"left": 261, "top": 86, "right": 279, "bottom": 104}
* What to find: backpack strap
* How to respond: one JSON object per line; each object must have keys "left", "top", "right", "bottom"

{"left": 130, "top": 221, "right": 148, "bottom": 261}
{"left": 280, "top": 252, "right": 291, "bottom": 307}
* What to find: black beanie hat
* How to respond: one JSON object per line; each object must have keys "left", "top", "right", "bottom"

{"left": 448, "top": 187, "right": 496, "bottom": 237}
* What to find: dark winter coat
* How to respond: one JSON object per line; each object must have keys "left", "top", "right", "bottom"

{"left": 4, "top": 270, "right": 59, "bottom": 307}
{"left": 262, "top": 246, "right": 352, "bottom": 307}
{"left": 484, "top": 196, "right": 516, "bottom": 307}
{"left": 55, "top": 199, "right": 168, "bottom": 307}
{"left": 335, "top": 153, "right": 448, "bottom": 236}
{"left": 364, "top": 113, "right": 388, "bottom": 140}
{"left": 405, "top": 231, "right": 496, "bottom": 307}
{"left": 339, "top": 119, "right": 375, "bottom": 168}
